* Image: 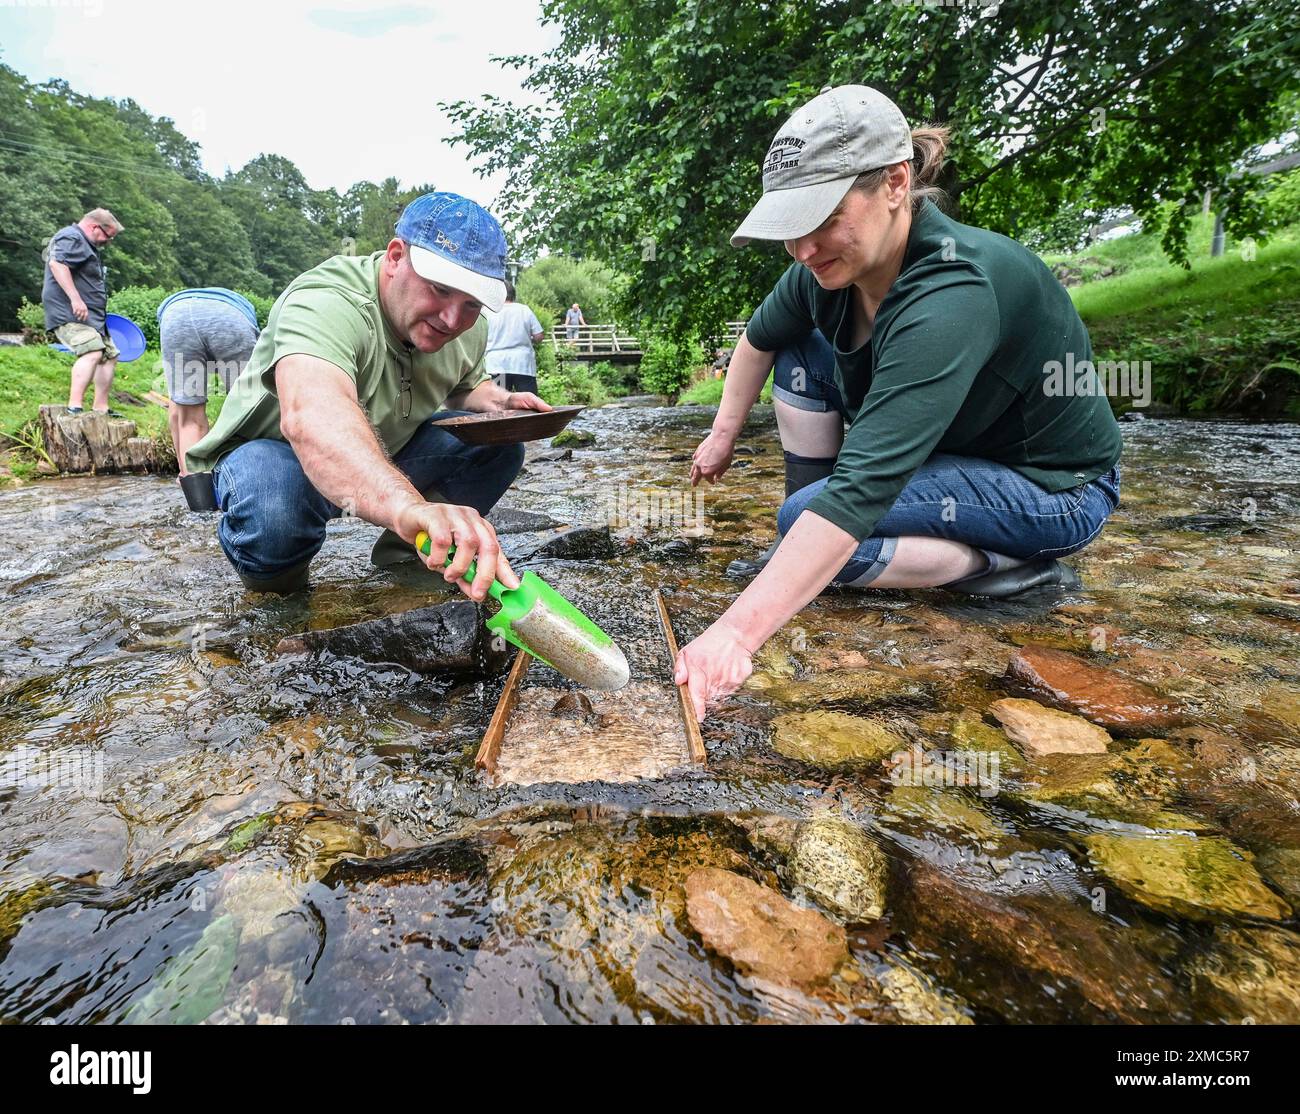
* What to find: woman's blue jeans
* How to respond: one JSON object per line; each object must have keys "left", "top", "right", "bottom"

{"left": 212, "top": 410, "right": 525, "bottom": 581}
{"left": 771, "top": 330, "right": 1121, "bottom": 586}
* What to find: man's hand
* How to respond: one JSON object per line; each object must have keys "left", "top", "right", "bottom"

{"left": 689, "top": 429, "right": 736, "bottom": 487}
{"left": 503, "top": 391, "right": 552, "bottom": 413}
{"left": 395, "top": 500, "right": 520, "bottom": 601}
{"left": 70, "top": 297, "right": 89, "bottom": 323}
{"left": 673, "top": 620, "right": 754, "bottom": 722}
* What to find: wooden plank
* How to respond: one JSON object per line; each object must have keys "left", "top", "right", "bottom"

{"left": 475, "top": 648, "right": 532, "bottom": 774}
{"left": 653, "top": 590, "right": 707, "bottom": 764}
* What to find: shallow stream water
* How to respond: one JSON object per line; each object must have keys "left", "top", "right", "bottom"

{"left": 0, "top": 405, "right": 1297, "bottom": 1023}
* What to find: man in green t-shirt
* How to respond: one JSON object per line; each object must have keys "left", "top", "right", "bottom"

{"left": 187, "top": 192, "right": 551, "bottom": 597}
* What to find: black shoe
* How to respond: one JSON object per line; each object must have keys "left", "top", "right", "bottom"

{"left": 237, "top": 560, "right": 311, "bottom": 594}
{"left": 725, "top": 539, "right": 781, "bottom": 579}
{"left": 66, "top": 405, "right": 84, "bottom": 414}
{"left": 93, "top": 407, "right": 126, "bottom": 418}
{"left": 945, "top": 558, "right": 1081, "bottom": 598}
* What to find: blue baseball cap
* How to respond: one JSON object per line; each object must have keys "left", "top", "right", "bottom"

{"left": 395, "top": 192, "right": 508, "bottom": 313}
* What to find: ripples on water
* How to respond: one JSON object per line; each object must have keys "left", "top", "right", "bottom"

{"left": 0, "top": 408, "right": 1297, "bottom": 1023}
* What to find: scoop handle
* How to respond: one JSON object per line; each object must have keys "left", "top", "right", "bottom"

{"left": 414, "top": 532, "right": 506, "bottom": 601}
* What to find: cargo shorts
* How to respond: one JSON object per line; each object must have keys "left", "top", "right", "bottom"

{"left": 53, "top": 322, "right": 120, "bottom": 360}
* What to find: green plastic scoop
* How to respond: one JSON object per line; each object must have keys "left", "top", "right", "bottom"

{"left": 415, "top": 531, "right": 630, "bottom": 691}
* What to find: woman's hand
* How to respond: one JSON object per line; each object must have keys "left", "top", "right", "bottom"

{"left": 673, "top": 620, "right": 754, "bottom": 722}
{"left": 504, "top": 391, "right": 553, "bottom": 413}
{"left": 689, "top": 429, "right": 736, "bottom": 487}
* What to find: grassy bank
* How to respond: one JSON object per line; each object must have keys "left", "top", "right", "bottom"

{"left": 0, "top": 346, "right": 228, "bottom": 483}
{"left": 1058, "top": 214, "right": 1300, "bottom": 416}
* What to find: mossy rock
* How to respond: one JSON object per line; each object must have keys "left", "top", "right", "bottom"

{"left": 771, "top": 710, "right": 906, "bottom": 769}
{"left": 551, "top": 428, "right": 595, "bottom": 448}
{"left": 948, "top": 709, "right": 1025, "bottom": 776}
{"left": 787, "top": 815, "right": 889, "bottom": 922}
{"left": 1084, "top": 833, "right": 1292, "bottom": 921}
{"left": 761, "top": 669, "right": 925, "bottom": 709}
{"left": 884, "top": 786, "right": 1008, "bottom": 844}
{"left": 1186, "top": 925, "right": 1300, "bottom": 1023}
{"left": 0, "top": 879, "right": 57, "bottom": 942}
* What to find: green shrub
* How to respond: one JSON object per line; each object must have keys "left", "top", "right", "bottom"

{"left": 677, "top": 371, "right": 775, "bottom": 406}
{"left": 537, "top": 353, "right": 610, "bottom": 407}
{"left": 107, "top": 285, "right": 169, "bottom": 349}
{"left": 588, "top": 359, "right": 634, "bottom": 397}
{"left": 638, "top": 332, "right": 706, "bottom": 399}
{"left": 15, "top": 297, "right": 47, "bottom": 342}
{"left": 1264, "top": 167, "right": 1300, "bottom": 230}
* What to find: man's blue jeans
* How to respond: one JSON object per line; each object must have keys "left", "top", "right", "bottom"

{"left": 212, "top": 410, "right": 525, "bottom": 581}
{"left": 770, "top": 329, "right": 1121, "bottom": 586}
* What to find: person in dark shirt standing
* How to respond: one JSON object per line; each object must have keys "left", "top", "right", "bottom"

{"left": 42, "top": 208, "right": 124, "bottom": 415}
{"left": 674, "top": 85, "right": 1123, "bottom": 721}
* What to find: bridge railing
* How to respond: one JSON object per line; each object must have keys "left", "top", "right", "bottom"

{"left": 548, "top": 320, "right": 750, "bottom": 356}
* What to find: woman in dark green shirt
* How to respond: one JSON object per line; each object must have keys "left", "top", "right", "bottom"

{"left": 674, "top": 85, "right": 1122, "bottom": 721}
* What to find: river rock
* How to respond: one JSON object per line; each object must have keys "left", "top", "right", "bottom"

{"left": 876, "top": 958, "right": 973, "bottom": 1025}
{"left": 771, "top": 710, "right": 906, "bottom": 768}
{"left": 898, "top": 860, "right": 1175, "bottom": 1022}
{"left": 760, "top": 669, "right": 925, "bottom": 709}
{"left": 684, "top": 868, "right": 848, "bottom": 988}
{"left": 884, "top": 786, "right": 1008, "bottom": 844}
{"left": 948, "top": 709, "right": 1025, "bottom": 775}
{"left": 787, "top": 814, "right": 889, "bottom": 921}
{"left": 551, "top": 428, "right": 595, "bottom": 448}
{"left": 1186, "top": 926, "right": 1300, "bottom": 1024}
{"left": 729, "top": 814, "right": 800, "bottom": 861}
{"left": 1084, "top": 833, "right": 1292, "bottom": 921}
{"left": 515, "top": 524, "right": 615, "bottom": 562}
{"left": 273, "top": 599, "right": 509, "bottom": 677}
{"left": 1256, "top": 847, "right": 1300, "bottom": 905}
{"left": 125, "top": 914, "right": 239, "bottom": 1024}
{"left": 488, "top": 507, "right": 563, "bottom": 533}
{"left": 990, "top": 698, "right": 1111, "bottom": 755}
{"left": 1007, "top": 645, "right": 1186, "bottom": 730}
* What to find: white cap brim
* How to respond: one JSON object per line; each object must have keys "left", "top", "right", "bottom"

{"left": 408, "top": 243, "right": 507, "bottom": 313}
{"left": 730, "top": 174, "right": 859, "bottom": 247}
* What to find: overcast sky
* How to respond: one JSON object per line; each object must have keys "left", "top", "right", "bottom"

{"left": 1, "top": 0, "right": 559, "bottom": 205}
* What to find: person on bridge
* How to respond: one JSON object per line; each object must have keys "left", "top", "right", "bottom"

{"left": 484, "top": 282, "right": 544, "bottom": 393}
{"left": 564, "top": 303, "right": 586, "bottom": 347}
{"left": 675, "top": 84, "right": 1122, "bottom": 722}
{"left": 184, "top": 192, "right": 551, "bottom": 595}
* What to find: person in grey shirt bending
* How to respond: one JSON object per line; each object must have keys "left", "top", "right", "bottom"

{"left": 157, "top": 288, "right": 260, "bottom": 477}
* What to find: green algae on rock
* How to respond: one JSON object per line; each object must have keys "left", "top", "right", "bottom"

{"left": 759, "top": 669, "right": 925, "bottom": 709}
{"left": 1084, "top": 832, "right": 1292, "bottom": 921}
{"left": 771, "top": 710, "right": 906, "bottom": 768}
{"left": 1186, "top": 925, "right": 1300, "bottom": 1024}
{"left": 884, "top": 785, "right": 1009, "bottom": 845}
{"left": 125, "top": 914, "right": 239, "bottom": 1024}
{"left": 787, "top": 814, "right": 889, "bottom": 922}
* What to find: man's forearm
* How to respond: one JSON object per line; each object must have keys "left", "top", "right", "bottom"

{"left": 282, "top": 390, "right": 421, "bottom": 532}
{"left": 48, "top": 260, "right": 79, "bottom": 303}
{"left": 713, "top": 334, "right": 776, "bottom": 440}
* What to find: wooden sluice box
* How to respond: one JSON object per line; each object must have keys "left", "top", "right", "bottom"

{"left": 476, "top": 590, "right": 707, "bottom": 786}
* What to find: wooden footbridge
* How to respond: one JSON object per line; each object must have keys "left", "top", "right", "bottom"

{"left": 549, "top": 322, "right": 746, "bottom": 361}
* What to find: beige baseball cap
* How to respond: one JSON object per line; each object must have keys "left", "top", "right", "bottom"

{"left": 731, "top": 85, "right": 913, "bottom": 247}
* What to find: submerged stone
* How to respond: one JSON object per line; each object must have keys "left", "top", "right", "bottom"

{"left": 1007, "top": 645, "right": 1185, "bottom": 730}
{"left": 1187, "top": 925, "right": 1300, "bottom": 1024}
{"left": 876, "top": 958, "right": 973, "bottom": 1025}
{"left": 771, "top": 710, "right": 906, "bottom": 768}
{"left": 787, "top": 814, "right": 889, "bottom": 922}
{"left": 885, "top": 786, "right": 1008, "bottom": 844}
{"left": 516, "top": 524, "right": 616, "bottom": 562}
{"left": 1084, "top": 833, "right": 1292, "bottom": 921}
{"left": 761, "top": 669, "right": 924, "bottom": 709}
{"left": 125, "top": 914, "right": 239, "bottom": 1025}
{"left": 684, "top": 868, "right": 848, "bottom": 988}
{"left": 990, "top": 698, "right": 1112, "bottom": 755}
{"left": 273, "top": 599, "right": 509, "bottom": 677}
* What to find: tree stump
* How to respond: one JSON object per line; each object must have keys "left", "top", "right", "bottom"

{"left": 38, "top": 404, "right": 166, "bottom": 474}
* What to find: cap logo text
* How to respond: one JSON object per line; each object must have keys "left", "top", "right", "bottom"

{"left": 434, "top": 231, "right": 460, "bottom": 252}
